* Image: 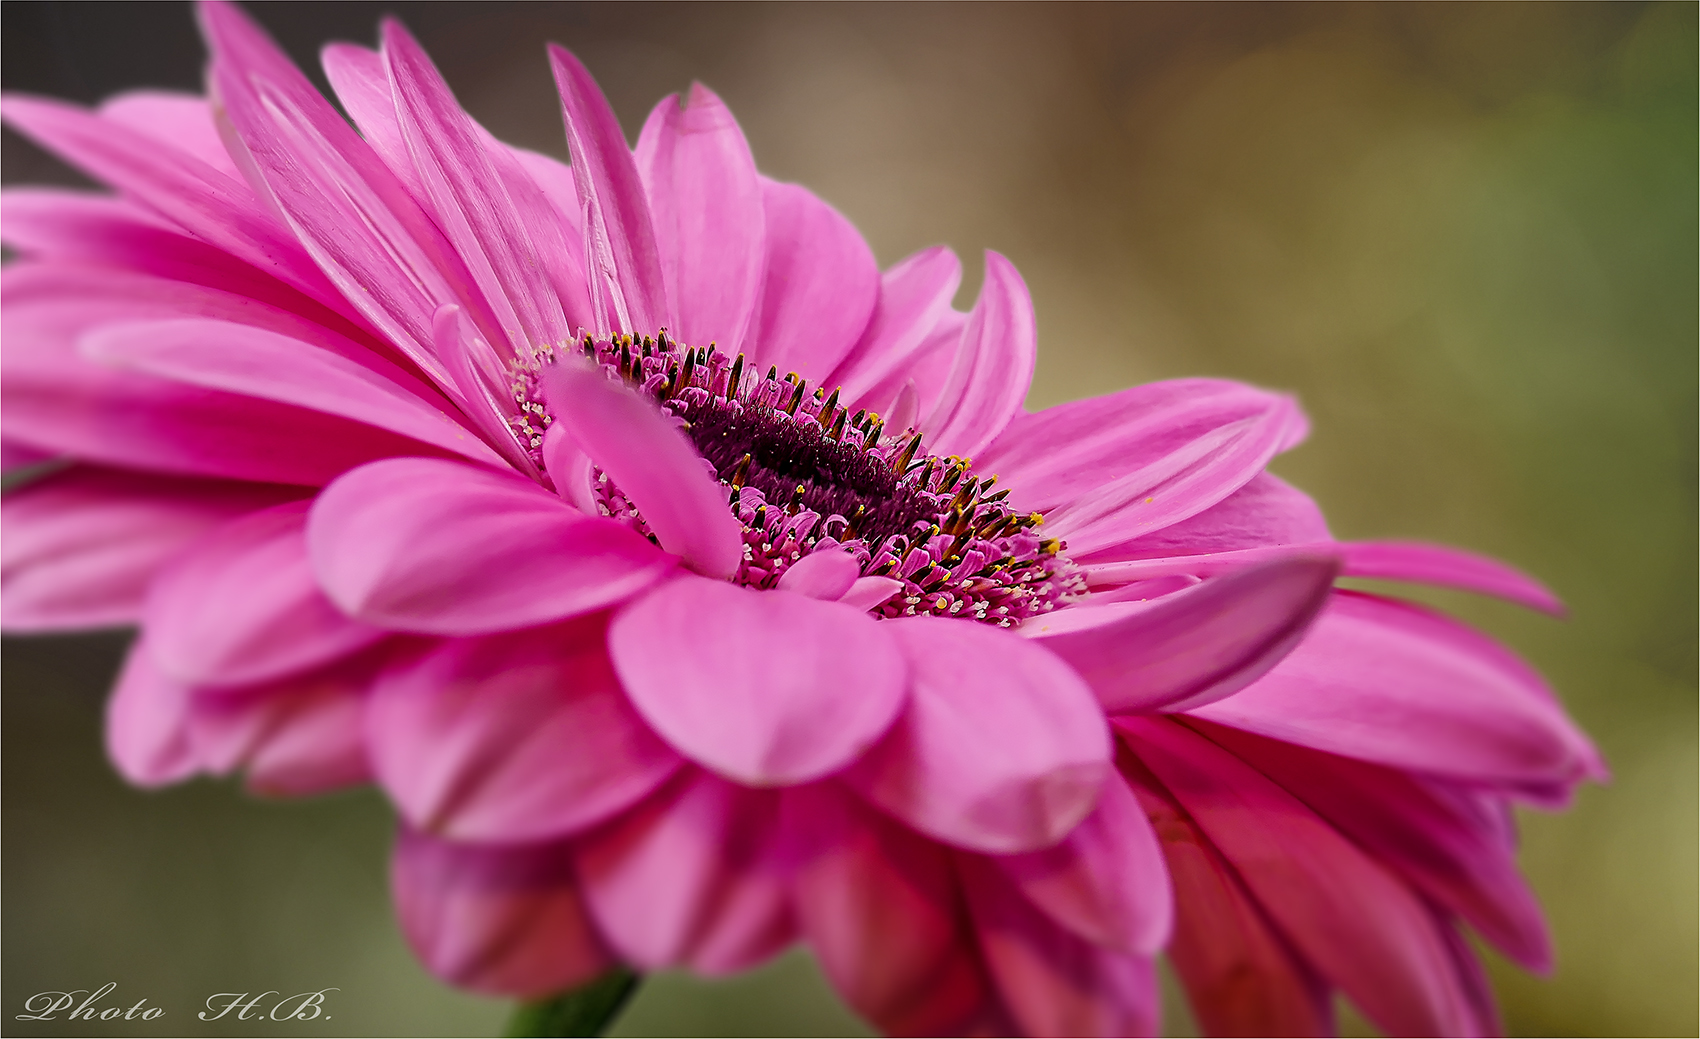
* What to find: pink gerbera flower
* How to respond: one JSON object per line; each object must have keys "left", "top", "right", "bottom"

{"left": 0, "top": 4, "right": 1602, "bottom": 1036}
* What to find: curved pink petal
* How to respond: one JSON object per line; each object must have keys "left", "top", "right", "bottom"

{"left": 842, "top": 615, "right": 1109, "bottom": 854}
{"left": 853, "top": 307, "right": 967, "bottom": 434}
{"left": 1119, "top": 716, "right": 1479, "bottom": 1037}
{"left": 392, "top": 828, "right": 611, "bottom": 997}
{"left": 775, "top": 548, "right": 861, "bottom": 601}
{"left": 1, "top": 465, "right": 300, "bottom": 632}
{"left": 1192, "top": 719, "right": 1551, "bottom": 972}
{"left": 575, "top": 770, "right": 794, "bottom": 974}
{"left": 1119, "top": 753, "right": 1335, "bottom": 1037}
{"left": 1341, "top": 539, "right": 1564, "bottom": 615}
{"left": 993, "top": 772, "right": 1172, "bottom": 955}
{"left": 547, "top": 45, "right": 670, "bottom": 338}
{"left": 97, "top": 90, "right": 240, "bottom": 177}
{"left": 829, "top": 246, "right": 962, "bottom": 411}
{"left": 321, "top": 43, "right": 421, "bottom": 197}
{"left": 81, "top": 318, "right": 507, "bottom": 469}
{"left": 751, "top": 179, "right": 879, "bottom": 382}
{"left": 366, "top": 624, "right": 681, "bottom": 843}
{"left": 840, "top": 576, "right": 905, "bottom": 613}
{"left": 922, "top": 251, "right": 1036, "bottom": 460}
{"left": 636, "top": 84, "right": 765, "bottom": 353}
{"left": 609, "top": 576, "right": 906, "bottom": 785}
{"left": 956, "top": 852, "right": 1160, "bottom": 1039}
{"left": 308, "top": 457, "right": 674, "bottom": 635}
{"left": 541, "top": 358, "right": 745, "bottom": 579}
{"left": 1080, "top": 472, "right": 1332, "bottom": 570}
{"left": 1188, "top": 590, "right": 1604, "bottom": 787}
{"left": 105, "top": 638, "right": 198, "bottom": 787}
{"left": 1028, "top": 554, "right": 1340, "bottom": 715}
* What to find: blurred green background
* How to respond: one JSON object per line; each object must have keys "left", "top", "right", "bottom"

{"left": 3, "top": 1, "right": 1694, "bottom": 1035}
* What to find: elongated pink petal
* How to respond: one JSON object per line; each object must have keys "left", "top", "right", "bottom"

{"left": 308, "top": 457, "right": 674, "bottom": 634}
{"left": 1119, "top": 716, "right": 1478, "bottom": 1037}
{"left": 321, "top": 42, "right": 424, "bottom": 198}
{"left": 842, "top": 616, "right": 1108, "bottom": 854}
{"left": 366, "top": 624, "right": 681, "bottom": 843}
{"left": 752, "top": 179, "right": 879, "bottom": 382}
{"left": 548, "top": 45, "right": 670, "bottom": 337}
{"left": 541, "top": 359, "right": 744, "bottom": 578}
{"left": 993, "top": 772, "right": 1172, "bottom": 954}
{"left": 82, "top": 318, "right": 507, "bottom": 469}
{"left": 851, "top": 307, "right": 966, "bottom": 433}
{"left": 1119, "top": 752, "right": 1335, "bottom": 1037}
{"left": 1191, "top": 719, "right": 1552, "bottom": 971}
{"left": 146, "top": 502, "right": 385, "bottom": 687}
{"left": 840, "top": 576, "right": 904, "bottom": 613}
{"left": 610, "top": 576, "right": 906, "bottom": 785}
{"left": 1028, "top": 554, "right": 1339, "bottom": 715}
{"left": 957, "top": 852, "right": 1160, "bottom": 1038}
{"left": 1081, "top": 472, "right": 1331, "bottom": 567}
{"left": 1188, "top": 590, "right": 1604, "bottom": 787}
{"left": 105, "top": 638, "right": 198, "bottom": 787}
{"left": 575, "top": 770, "right": 794, "bottom": 973}
{"left": 922, "top": 251, "right": 1035, "bottom": 459}
{"left": 775, "top": 548, "right": 861, "bottom": 601}
{"left": 98, "top": 90, "right": 240, "bottom": 177}
{"left": 392, "top": 828, "right": 611, "bottom": 997}
{"left": 1, "top": 466, "right": 300, "bottom": 632}
{"left": 636, "top": 84, "right": 765, "bottom": 353}
{"left": 1341, "top": 540, "right": 1564, "bottom": 615}
{"left": 829, "top": 246, "right": 962, "bottom": 410}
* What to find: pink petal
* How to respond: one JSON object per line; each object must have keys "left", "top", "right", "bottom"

{"left": 956, "top": 852, "right": 1160, "bottom": 1039}
{"left": 851, "top": 307, "right": 967, "bottom": 434}
{"left": 81, "top": 318, "right": 508, "bottom": 469}
{"left": 541, "top": 358, "right": 745, "bottom": 579}
{"left": 993, "top": 772, "right": 1172, "bottom": 954}
{"left": 98, "top": 90, "right": 240, "bottom": 178}
{"left": 1028, "top": 554, "right": 1340, "bottom": 715}
{"left": 842, "top": 616, "right": 1109, "bottom": 854}
{"left": 1191, "top": 719, "right": 1552, "bottom": 972}
{"left": 307, "top": 456, "right": 674, "bottom": 635}
{"left": 751, "top": 179, "right": 879, "bottom": 383}
{"left": 1188, "top": 590, "right": 1604, "bottom": 787}
{"left": 840, "top": 576, "right": 905, "bottom": 613}
{"left": 980, "top": 379, "right": 1308, "bottom": 514}
{"left": 1080, "top": 472, "right": 1332, "bottom": 568}
{"left": 775, "top": 548, "right": 861, "bottom": 601}
{"left": 1341, "top": 539, "right": 1565, "bottom": 615}
{"left": 574, "top": 770, "right": 794, "bottom": 974}
{"left": 1119, "top": 716, "right": 1479, "bottom": 1037}
{"left": 922, "top": 251, "right": 1036, "bottom": 459}
{"left": 392, "top": 828, "right": 611, "bottom": 997}
{"left": 146, "top": 502, "right": 385, "bottom": 687}
{"left": 636, "top": 84, "right": 765, "bottom": 353}
{"left": 105, "top": 637, "right": 198, "bottom": 787}
{"left": 1119, "top": 753, "right": 1334, "bottom": 1038}
{"left": 609, "top": 576, "right": 907, "bottom": 785}
{"left": 320, "top": 43, "right": 424, "bottom": 200}
{"left": 547, "top": 45, "right": 670, "bottom": 337}
{"left": 1, "top": 465, "right": 300, "bottom": 632}
{"left": 366, "top": 623, "right": 681, "bottom": 843}
{"left": 829, "top": 246, "right": 962, "bottom": 411}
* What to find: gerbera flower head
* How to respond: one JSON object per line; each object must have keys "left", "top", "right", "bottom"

{"left": 0, "top": 3, "right": 1602, "bottom": 1036}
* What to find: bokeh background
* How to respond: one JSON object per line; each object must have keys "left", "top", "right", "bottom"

{"left": 3, "top": 1, "right": 1694, "bottom": 1035}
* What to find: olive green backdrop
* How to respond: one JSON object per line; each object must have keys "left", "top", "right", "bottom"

{"left": 3, "top": 2, "right": 1694, "bottom": 1035}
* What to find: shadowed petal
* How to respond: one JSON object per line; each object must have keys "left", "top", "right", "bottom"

{"left": 842, "top": 616, "right": 1109, "bottom": 854}
{"left": 105, "top": 637, "right": 198, "bottom": 787}
{"left": 609, "top": 576, "right": 907, "bottom": 785}
{"left": 751, "top": 179, "right": 879, "bottom": 382}
{"left": 1341, "top": 540, "right": 1564, "bottom": 615}
{"left": 923, "top": 251, "right": 1036, "bottom": 460}
{"left": 308, "top": 457, "right": 673, "bottom": 635}
{"left": 829, "top": 246, "right": 962, "bottom": 410}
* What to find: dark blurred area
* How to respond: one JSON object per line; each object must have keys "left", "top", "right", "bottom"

{"left": 3, "top": 2, "right": 1695, "bottom": 1035}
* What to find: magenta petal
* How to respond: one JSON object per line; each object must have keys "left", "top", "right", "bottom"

{"left": 993, "top": 772, "right": 1172, "bottom": 954}
{"left": 752, "top": 179, "right": 879, "bottom": 382}
{"left": 1085, "top": 471, "right": 1332, "bottom": 565}
{"left": 547, "top": 45, "right": 670, "bottom": 337}
{"left": 392, "top": 828, "right": 611, "bottom": 997}
{"left": 105, "top": 638, "right": 198, "bottom": 787}
{"left": 1341, "top": 539, "right": 1565, "bottom": 615}
{"left": 1120, "top": 716, "right": 1479, "bottom": 1037}
{"left": 367, "top": 625, "right": 681, "bottom": 843}
{"left": 957, "top": 852, "right": 1160, "bottom": 1039}
{"left": 1, "top": 466, "right": 299, "bottom": 632}
{"left": 839, "top": 576, "right": 904, "bottom": 613}
{"left": 308, "top": 457, "right": 673, "bottom": 635}
{"left": 610, "top": 576, "right": 907, "bottom": 785}
{"left": 775, "top": 548, "right": 861, "bottom": 601}
{"left": 829, "top": 246, "right": 962, "bottom": 411}
{"left": 637, "top": 84, "right": 765, "bottom": 353}
{"left": 575, "top": 770, "right": 794, "bottom": 973}
{"left": 922, "top": 251, "right": 1036, "bottom": 459}
{"left": 321, "top": 43, "right": 423, "bottom": 198}
{"left": 1030, "top": 554, "right": 1340, "bottom": 715}
{"left": 188, "top": 659, "right": 377, "bottom": 796}
{"left": 147, "top": 502, "right": 385, "bottom": 688}
{"left": 541, "top": 359, "right": 744, "bottom": 579}
{"left": 842, "top": 616, "right": 1109, "bottom": 854}
{"left": 98, "top": 90, "right": 240, "bottom": 177}
{"left": 1188, "top": 590, "right": 1603, "bottom": 787}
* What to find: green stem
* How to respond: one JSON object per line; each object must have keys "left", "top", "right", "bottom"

{"left": 504, "top": 969, "right": 641, "bottom": 1038}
